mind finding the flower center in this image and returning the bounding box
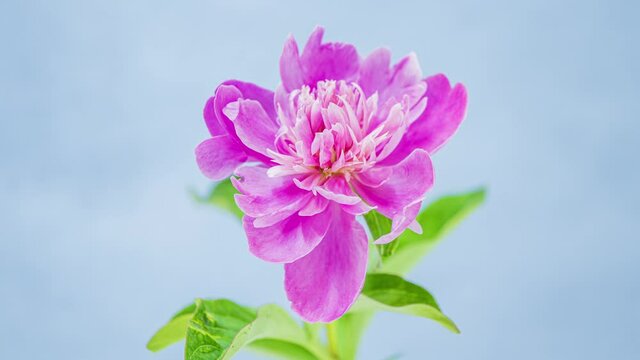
[267,80,407,182]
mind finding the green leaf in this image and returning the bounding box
[380,188,486,275]
[328,312,373,360]
[248,339,319,360]
[191,179,243,219]
[185,299,329,360]
[248,321,325,360]
[364,210,400,258]
[355,273,460,334]
[363,210,392,240]
[147,303,197,352]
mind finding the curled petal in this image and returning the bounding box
[212,83,274,164]
[232,166,309,220]
[298,195,330,216]
[285,204,368,322]
[252,194,311,228]
[353,149,434,242]
[244,207,332,263]
[213,84,243,138]
[279,26,360,89]
[279,35,305,92]
[375,200,422,244]
[226,99,279,157]
[359,50,425,109]
[381,74,468,164]
[203,96,225,136]
[340,201,375,216]
[359,48,392,97]
[381,53,425,104]
[195,135,247,181]
[212,81,277,136]
[355,166,392,187]
[315,176,361,205]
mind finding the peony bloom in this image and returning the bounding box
[196,27,467,322]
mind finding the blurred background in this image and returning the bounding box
[1,0,639,359]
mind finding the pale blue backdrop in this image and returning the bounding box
[1,0,639,359]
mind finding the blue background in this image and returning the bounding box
[2,0,639,359]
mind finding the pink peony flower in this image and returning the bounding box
[195,27,467,322]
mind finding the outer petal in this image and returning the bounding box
[300,27,360,86]
[285,204,368,322]
[381,53,425,104]
[359,50,425,105]
[203,96,225,136]
[380,74,468,164]
[243,207,332,263]
[279,35,305,92]
[279,26,360,90]
[353,149,434,242]
[232,166,308,220]
[225,99,279,157]
[221,80,276,120]
[195,135,247,180]
[211,83,275,164]
[359,48,392,97]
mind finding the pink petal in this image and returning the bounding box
[417,74,467,153]
[353,149,434,242]
[251,193,311,228]
[298,195,330,216]
[315,176,361,205]
[279,35,305,92]
[232,166,309,219]
[232,166,284,196]
[203,96,225,136]
[212,83,273,163]
[380,53,424,103]
[243,208,332,263]
[340,201,375,216]
[285,204,368,322]
[358,51,425,107]
[222,80,277,119]
[226,99,279,157]
[375,200,422,244]
[355,166,392,187]
[359,48,392,97]
[274,84,294,127]
[195,135,247,181]
[381,74,468,165]
[300,26,360,87]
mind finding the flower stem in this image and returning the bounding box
[326,322,340,359]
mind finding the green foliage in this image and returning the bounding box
[326,312,372,360]
[363,210,400,258]
[192,179,243,219]
[147,303,196,352]
[247,340,320,360]
[331,188,485,358]
[147,299,329,360]
[356,273,459,333]
[151,187,487,359]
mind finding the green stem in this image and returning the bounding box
[326,322,339,359]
